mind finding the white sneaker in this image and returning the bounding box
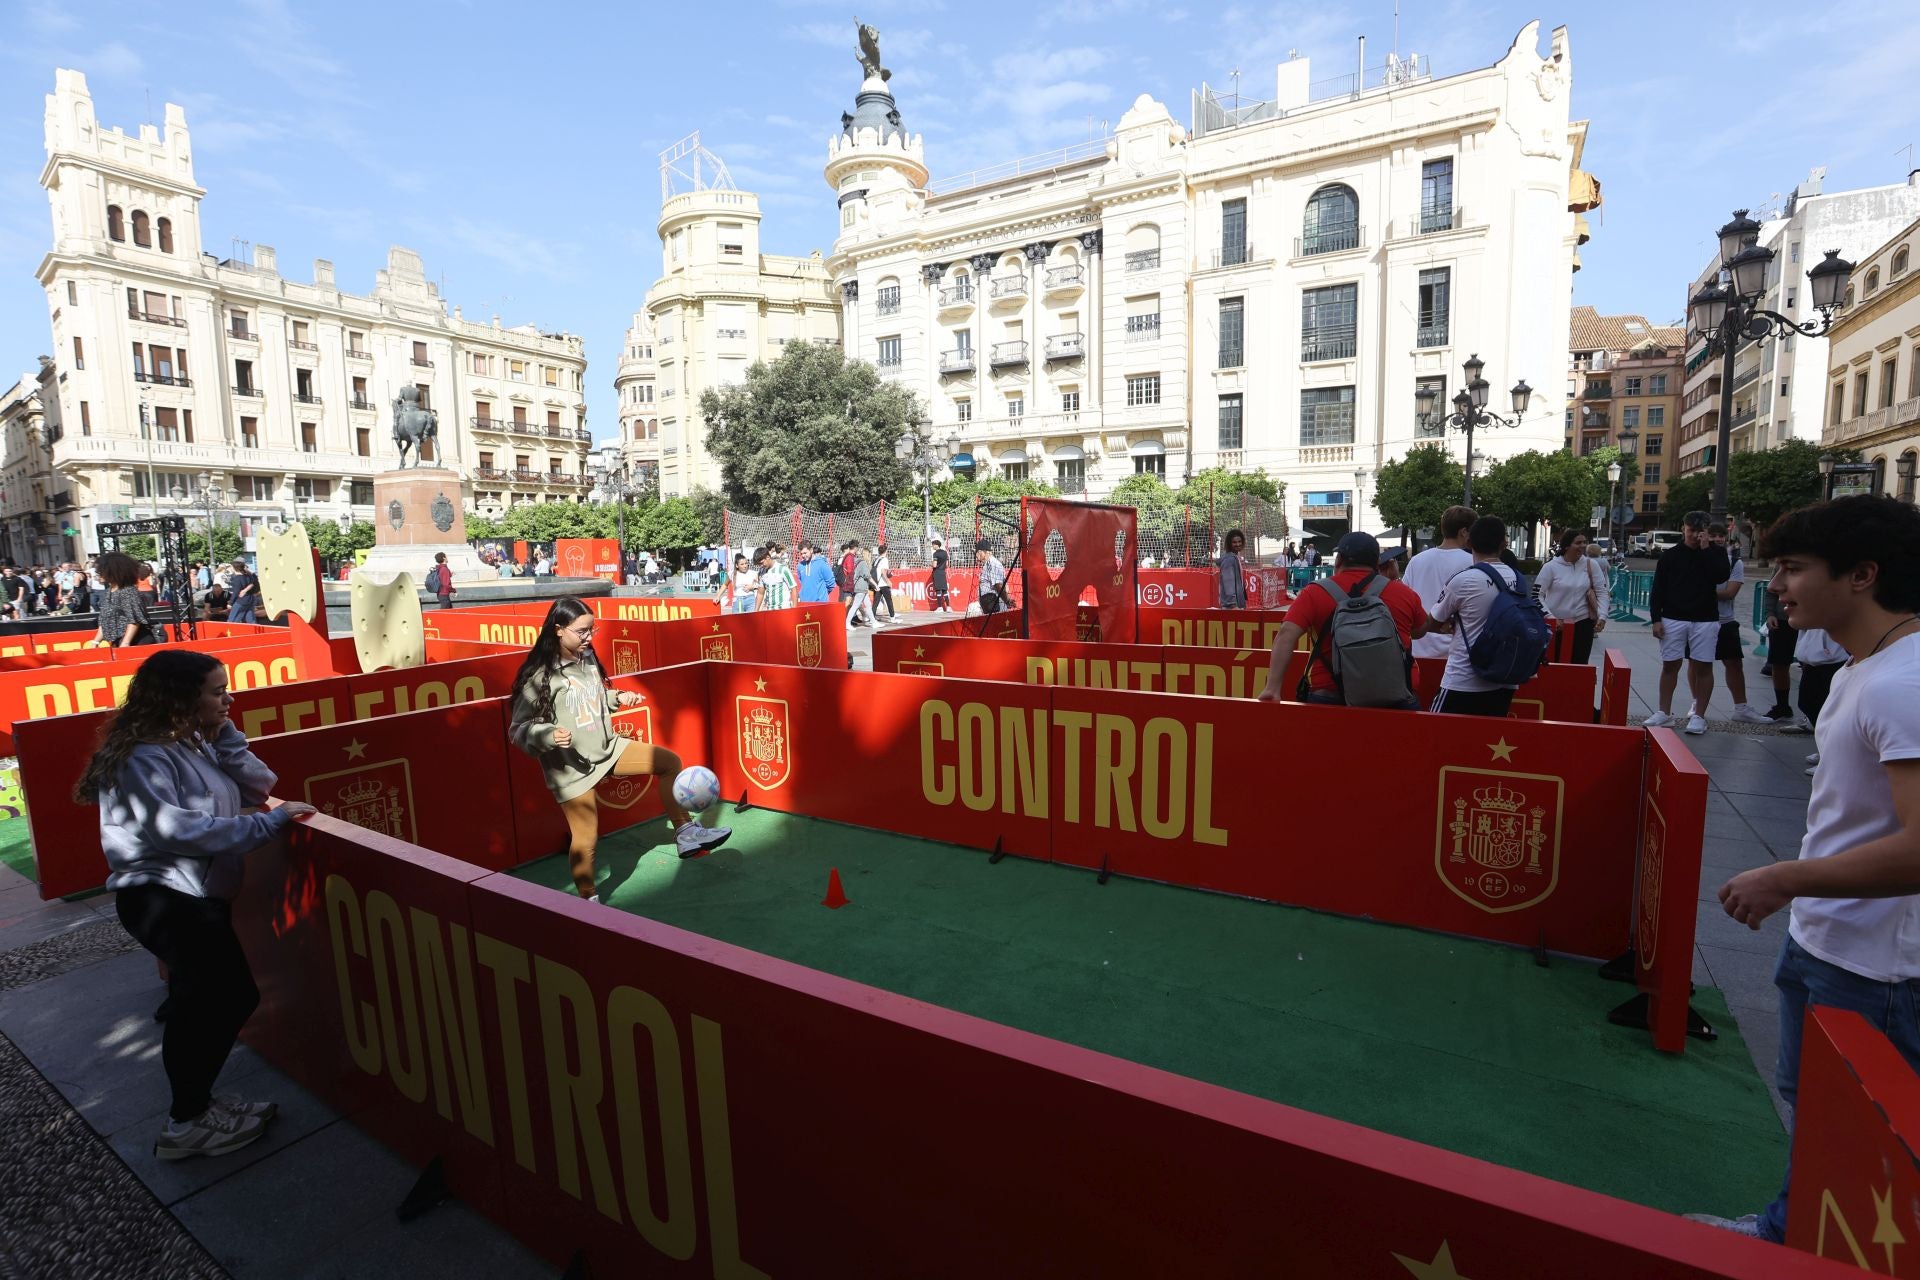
[210,1092,278,1122]
[1643,711,1676,728]
[1806,752,1820,766]
[676,822,731,859]
[1685,715,1708,735]
[1730,704,1772,724]
[1683,1212,1766,1238]
[155,1107,268,1160]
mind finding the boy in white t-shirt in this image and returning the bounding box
[1689,495,1920,1243]
[1426,515,1523,717]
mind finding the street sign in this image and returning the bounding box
[1612,505,1636,525]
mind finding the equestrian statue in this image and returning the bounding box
[390,385,439,469]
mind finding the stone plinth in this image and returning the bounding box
[352,468,492,586]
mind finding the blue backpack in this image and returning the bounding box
[1465,563,1551,685]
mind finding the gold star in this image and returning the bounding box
[803,612,813,621]
[709,622,720,633]
[1874,1183,1906,1271]
[753,677,768,691]
[344,738,367,760]
[1394,1241,1473,1280]
[914,645,926,658]
[1488,738,1515,762]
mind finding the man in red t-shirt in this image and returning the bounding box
[1257,531,1429,706]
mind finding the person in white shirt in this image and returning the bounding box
[1534,528,1609,663]
[1426,515,1522,717]
[1693,495,1920,1243]
[729,553,759,614]
[1402,505,1477,661]
[1691,522,1773,723]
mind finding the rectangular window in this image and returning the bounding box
[1622,407,1639,428]
[1643,434,1663,456]
[412,341,430,367]
[415,384,431,411]
[515,454,531,473]
[1125,374,1161,406]
[153,406,180,442]
[294,478,319,502]
[291,320,311,347]
[239,475,272,501]
[347,331,366,356]
[1218,393,1244,450]
[512,406,527,426]
[1649,374,1667,395]
[1220,197,1247,266]
[1415,377,1447,436]
[1300,386,1356,446]
[1301,284,1358,361]
[234,359,254,394]
[471,353,488,374]
[240,416,259,449]
[350,480,374,505]
[1643,463,1662,484]
[301,422,317,453]
[1056,458,1085,493]
[1647,405,1664,426]
[1832,383,1846,426]
[954,327,973,356]
[66,281,77,306]
[80,401,91,435]
[351,376,368,407]
[1641,490,1660,514]
[356,427,370,456]
[955,399,972,423]
[1125,298,1160,341]
[1007,395,1025,419]
[1780,378,1790,399]
[1061,390,1080,413]
[508,359,526,381]
[1885,359,1900,409]
[1218,297,1244,368]
[1134,452,1166,476]
[72,336,84,370]
[1002,457,1029,482]
[1420,158,1454,232]
[543,365,559,387]
[876,284,901,315]
[877,336,902,368]
[1856,371,1871,416]
[1624,376,1642,396]
[1416,269,1449,347]
[718,223,744,256]
[1911,351,1920,398]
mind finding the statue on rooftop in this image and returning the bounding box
[856,20,890,83]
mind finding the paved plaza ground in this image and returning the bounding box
[0,584,1817,1274]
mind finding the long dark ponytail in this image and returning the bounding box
[510,597,596,725]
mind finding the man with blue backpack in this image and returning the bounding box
[1425,516,1553,716]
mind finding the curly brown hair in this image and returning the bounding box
[95,550,141,590]
[74,650,222,803]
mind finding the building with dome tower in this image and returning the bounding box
[826,22,1596,538]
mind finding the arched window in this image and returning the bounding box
[1899,450,1917,503]
[1872,455,1888,495]
[1302,184,1360,255]
[1843,286,1855,310]
[1866,268,1881,295]
[157,217,173,254]
[1896,248,1911,279]
[1124,223,1160,271]
[131,210,151,247]
[106,204,124,241]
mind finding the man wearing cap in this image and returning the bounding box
[1258,532,1427,707]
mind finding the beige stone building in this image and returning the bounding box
[32,69,590,551]
[1822,213,1920,498]
[0,359,71,564]
[613,312,659,486]
[1565,306,1685,526]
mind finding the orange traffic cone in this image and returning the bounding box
[821,867,850,909]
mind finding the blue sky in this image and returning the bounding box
[3,0,1916,445]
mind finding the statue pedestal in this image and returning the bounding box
[352,468,491,586]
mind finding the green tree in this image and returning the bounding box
[632,497,703,559]
[702,343,922,514]
[1729,438,1855,527]
[1474,449,1597,532]
[916,473,1059,515]
[1372,444,1463,534]
[186,524,246,565]
[688,487,726,545]
[1176,466,1281,506]
[1105,472,1180,511]
[1661,472,1713,525]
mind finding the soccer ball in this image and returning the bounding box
[672,765,720,813]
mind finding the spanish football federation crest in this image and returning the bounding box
[612,639,644,675]
[306,759,416,844]
[897,660,945,677]
[701,631,735,662]
[1637,798,1668,968]
[795,620,823,668]
[596,705,655,809]
[1434,767,1562,913]
[735,695,791,791]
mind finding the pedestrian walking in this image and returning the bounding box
[1535,529,1609,664]
[1403,506,1476,661]
[1218,529,1248,609]
[428,551,456,610]
[872,543,895,621]
[929,538,951,610]
[225,559,261,625]
[1643,511,1729,735]
[844,540,876,627]
[1695,523,1771,724]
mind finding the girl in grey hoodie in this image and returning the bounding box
[77,650,315,1161]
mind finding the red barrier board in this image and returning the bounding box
[1020,496,1137,643]
[234,820,1828,1277]
[873,631,1270,697]
[1136,606,1292,651]
[623,605,845,675]
[1787,1007,1920,1267]
[1136,568,1216,608]
[1602,648,1631,727]
[554,537,622,584]
[1634,729,1709,1052]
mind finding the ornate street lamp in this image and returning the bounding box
[1415,354,1532,505]
[1688,211,1854,519]
[171,471,240,555]
[896,416,957,560]
[593,444,645,569]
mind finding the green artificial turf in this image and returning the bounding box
[511,806,1787,1216]
[0,816,34,883]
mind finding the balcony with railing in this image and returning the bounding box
[1416,321,1449,349]
[1299,444,1355,465]
[938,283,975,311]
[989,340,1029,369]
[293,392,322,405]
[473,466,511,483]
[1044,265,1084,293]
[1124,314,1161,342]
[989,274,1028,303]
[345,347,370,360]
[939,349,976,374]
[876,298,901,317]
[129,309,187,327]
[1301,331,1356,363]
[133,372,192,388]
[349,397,375,411]
[1828,397,1920,444]
[1417,207,1457,235]
[1045,332,1085,361]
[1296,226,1365,257]
[228,326,258,342]
[411,356,434,367]
[1730,407,1758,429]
[288,339,318,352]
[1731,366,1761,393]
[232,384,262,398]
[1210,243,1253,269]
[1582,382,1612,399]
[1124,249,1160,272]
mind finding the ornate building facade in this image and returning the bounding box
[826,22,1594,532]
[1822,213,1920,499]
[32,69,589,552]
[613,312,659,485]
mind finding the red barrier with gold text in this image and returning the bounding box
[1635,728,1710,1052]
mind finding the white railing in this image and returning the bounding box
[990,274,1028,300]
[1045,266,1083,290]
[1299,444,1354,465]
[1045,332,1085,360]
[927,136,1110,196]
[53,434,379,476]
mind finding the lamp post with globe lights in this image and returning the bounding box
[169,471,241,557]
[896,415,956,561]
[1414,352,1533,506]
[1688,211,1853,519]
[593,444,648,572]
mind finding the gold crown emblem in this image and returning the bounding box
[746,704,779,729]
[336,776,385,805]
[1472,781,1525,812]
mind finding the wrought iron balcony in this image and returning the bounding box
[473,466,511,482]
[134,372,192,387]
[1124,249,1160,272]
[1416,322,1450,349]
[232,385,262,398]
[344,347,371,360]
[989,340,1029,368]
[938,283,975,308]
[1212,243,1252,269]
[877,298,901,316]
[293,392,322,405]
[472,416,506,431]
[288,339,319,351]
[989,274,1028,300]
[1582,383,1613,399]
[1296,226,1364,257]
[1418,208,1456,235]
[350,397,375,410]
[411,356,434,367]
[1044,265,1083,291]
[1124,315,1161,341]
[1301,335,1356,362]
[228,327,258,341]
[1044,332,1085,361]
[939,349,976,374]
[128,309,187,327]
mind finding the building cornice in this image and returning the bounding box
[1186,110,1499,188]
[40,150,205,201]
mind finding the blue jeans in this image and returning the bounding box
[1760,934,1920,1240]
[228,596,257,624]
[732,596,755,614]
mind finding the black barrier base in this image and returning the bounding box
[1533,930,1550,969]
[560,1247,590,1279]
[1606,991,1719,1043]
[734,790,754,813]
[396,1155,450,1222]
[988,836,1006,865]
[1097,853,1111,886]
[1597,949,1636,984]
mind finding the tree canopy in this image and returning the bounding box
[1473,449,1597,531]
[1177,466,1281,506]
[1657,440,1859,530]
[702,342,924,515]
[1371,444,1463,533]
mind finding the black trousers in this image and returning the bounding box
[1567,616,1597,665]
[116,883,260,1122]
[1430,687,1516,717]
[1800,660,1843,731]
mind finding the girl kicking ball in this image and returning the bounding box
[509,597,729,900]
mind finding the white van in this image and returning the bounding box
[1646,530,1684,555]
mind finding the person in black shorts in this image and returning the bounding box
[1762,579,1797,720]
